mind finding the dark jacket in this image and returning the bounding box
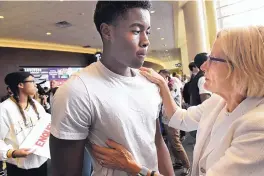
[189,71,204,106]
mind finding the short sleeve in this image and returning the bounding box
[50,75,92,140]
[198,76,211,94]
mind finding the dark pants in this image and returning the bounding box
[6,162,47,176]
[0,161,6,176]
[164,125,191,169]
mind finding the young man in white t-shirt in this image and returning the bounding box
[50,1,174,176]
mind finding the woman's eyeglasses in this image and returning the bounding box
[207,55,234,70]
[207,55,227,63]
[23,80,35,84]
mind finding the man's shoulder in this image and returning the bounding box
[73,61,99,77]
[64,62,100,86]
[54,62,103,100]
[137,73,159,90]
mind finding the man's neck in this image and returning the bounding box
[100,54,133,77]
[193,70,199,76]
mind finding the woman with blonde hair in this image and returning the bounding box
[91,26,264,176]
[0,72,48,176]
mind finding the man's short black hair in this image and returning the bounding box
[94,1,152,34]
[159,69,170,75]
[194,52,208,69]
[172,72,176,77]
[188,62,197,72]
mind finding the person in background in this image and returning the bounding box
[50,1,174,176]
[181,74,188,84]
[159,70,191,175]
[172,72,187,143]
[188,53,211,140]
[182,62,197,106]
[0,162,6,176]
[33,93,50,113]
[47,80,59,105]
[172,72,183,91]
[0,72,49,176]
[43,87,49,94]
[82,148,93,176]
[190,53,211,105]
[0,87,13,103]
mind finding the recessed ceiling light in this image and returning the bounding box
[46,32,51,35]
[150,11,155,14]
[157,28,161,30]
[165,50,168,52]
[0,16,4,19]
[161,38,165,40]
[79,13,85,15]
[163,44,167,47]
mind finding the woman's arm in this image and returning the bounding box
[0,140,13,161]
[0,106,37,160]
[0,106,14,161]
[91,140,164,176]
[140,67,206,131]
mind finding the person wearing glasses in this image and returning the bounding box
[91,26,264,176]
[0,72,48,176]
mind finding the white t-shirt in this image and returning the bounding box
[198,76,211,95]
[51,61,162,176]
[0,98,48,169]
[171,77,183,106]
[171,77,183,90]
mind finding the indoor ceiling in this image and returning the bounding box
[0,1,180,62]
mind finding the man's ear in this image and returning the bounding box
[18,83,24,89]
[100,23,114,42]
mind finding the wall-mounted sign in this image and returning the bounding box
[175,63,182,67]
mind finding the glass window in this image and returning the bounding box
[215,0,264,29]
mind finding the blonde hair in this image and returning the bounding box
[218,26,264,97]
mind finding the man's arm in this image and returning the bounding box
[49,76,92,176]
[155,119,174,176]
[50,134,86,176]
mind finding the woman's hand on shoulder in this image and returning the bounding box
[139,67,167,87]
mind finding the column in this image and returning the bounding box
[182,0,209,61]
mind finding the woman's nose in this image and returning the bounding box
[201,60,208,72]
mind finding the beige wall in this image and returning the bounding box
[183,1,208,61]
[173,2,189,76]
[205,1,218,49]
[172,0,217,76]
